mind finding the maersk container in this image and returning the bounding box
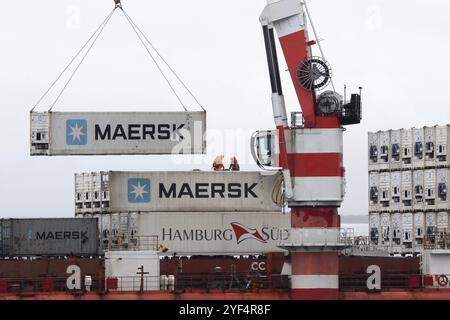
[413,170,425,211]
[91,211,290,255]
[379,172,390,210]
[424,126,436,167]
[412,128,425,168]
[401,171,413,211]
[30,111,206,156]
[390,129,402,170]
[390,171,401,211]
[436,168,449,210]
[424,169,436,211]
[436,125,450,166]
[0,218,98,257]
[401,128,413,169]
[378,131,390,170]
[75,171,282,214]
[368,172,379,212]
[368,132,379,171]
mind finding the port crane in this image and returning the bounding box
[252,0,361,300]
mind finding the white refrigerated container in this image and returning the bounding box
[424,169,437,211]
[368,172,379,212]
[390,129,402,170]
[401,171,413,211]
[412,127,425,168]
[413,170,425,211]
[436,125,450,166]
[379,172,391,210]
[436,168,449,210]
[424,126,436,167]
[401,128,413,169]
[378,131,390,170]
[390,171,401,211]
[368,132,379,171]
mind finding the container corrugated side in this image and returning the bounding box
[91,211,290,255]
[30,111,206,156]
[1,218,99,257]
[75,171,283,214]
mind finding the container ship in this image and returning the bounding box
[2,0,450,301]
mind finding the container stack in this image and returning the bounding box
[368,126,450,255]
[75,171,289,255]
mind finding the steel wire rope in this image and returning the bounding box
[30,8,116,112]
[48,7,117,111]
[120,7,206,112]
[118,7,187,112]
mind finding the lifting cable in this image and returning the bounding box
[31,2,205,113]
[30,7,116,112]
[120,7,205,112]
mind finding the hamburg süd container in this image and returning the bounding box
[368,172,379,212]
[412,127,425,168]
[378,131,390,170]
[390,171,401,211]
[390,129,402,170]
[0,218,99,257]
[436,125,450,166]
[91,211,290,255]
[368,132,379,171]
[401,128,413,169]
[424,126,436,167]
[30,111,206,156]
[75,171,282,214]
[401,171,413,211]
[413,170,425,211]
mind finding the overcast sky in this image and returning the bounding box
[1,0,449,218]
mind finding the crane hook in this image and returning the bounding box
[114,0,122,8]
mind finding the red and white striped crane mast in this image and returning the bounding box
[257,0,362,300]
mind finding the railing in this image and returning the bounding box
[340,274,414,291]
[281,228,356,247]
[102,235,159,252]
[172,274,290,291]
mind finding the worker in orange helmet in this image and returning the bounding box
[229,156,240,171]
[213,155,225,171]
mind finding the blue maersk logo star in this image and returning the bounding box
[128,179,151,203]
[66,119,87,145]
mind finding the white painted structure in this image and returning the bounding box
[105,251,160,291]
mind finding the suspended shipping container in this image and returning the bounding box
[30,111,206,156]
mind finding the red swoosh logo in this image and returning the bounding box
[231,222,267,244]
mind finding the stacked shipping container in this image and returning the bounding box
[368,126,450,255]
[75,171,287,255]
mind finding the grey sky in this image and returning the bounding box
[1,0,449,218]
